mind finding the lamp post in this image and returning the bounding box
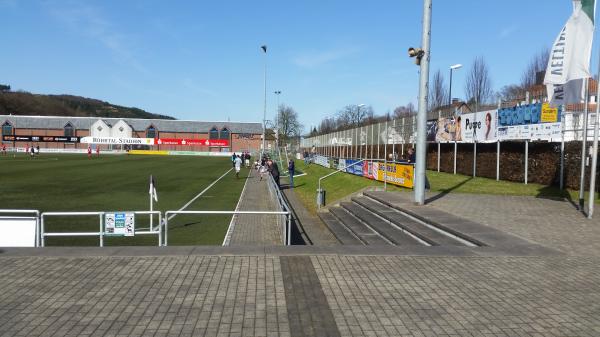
[448,64,462,106]
[261,45,267,157]
[357,104,365,159]
[412,0,432,206]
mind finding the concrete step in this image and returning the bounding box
[340,202,421,246]
[329,207,390,246]
[352,196,464,246]
[317,212,363,245]
[364,191,486,247]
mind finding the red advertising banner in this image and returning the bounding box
[155,138,229,146]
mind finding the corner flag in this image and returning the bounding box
[149,175,158,202]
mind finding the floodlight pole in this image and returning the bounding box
[261,46,267,157]
[414,0,432,206]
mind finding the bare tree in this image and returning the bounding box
[521,47,550,89]
[337,104,372,128]
[464,56,493,107]
[393,103,415,118]
[428,69,447,111]
[274,105,303,144]
[499,84,525,101]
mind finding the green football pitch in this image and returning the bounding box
[0,153,248,246]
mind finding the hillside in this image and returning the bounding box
[0,91,175,120]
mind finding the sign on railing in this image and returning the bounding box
[41,211,162,247]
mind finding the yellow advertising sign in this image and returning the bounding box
[375,163,414,189]
[541,103,559,123]
[128,150,169,156]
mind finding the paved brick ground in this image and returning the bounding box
[0,256,290,337]
[2,193,600,336]
[414,192,600,256]
[313,255,600,337]
[228,169,283,246]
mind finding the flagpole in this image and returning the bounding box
[150,176,154,230]
[579,78,590,209]
[588,60,600,218]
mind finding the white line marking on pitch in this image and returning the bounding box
[222,168,251,246]
[157,168,233,230]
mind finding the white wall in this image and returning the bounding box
[90,120,111,138]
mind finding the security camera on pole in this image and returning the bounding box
[409,0,432,206]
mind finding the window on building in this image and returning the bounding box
[209,127,219,140]
[219,127,230,140]
[64,122,74,137]
[2,121,12,136]
[146,125,157,139]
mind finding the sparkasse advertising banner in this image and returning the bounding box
[156,138,229,146]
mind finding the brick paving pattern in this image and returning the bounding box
[0,256,290,337]
[2,193,600,336]
[229,169,283,246]
[313,255,600,337]
[280,256,340,337]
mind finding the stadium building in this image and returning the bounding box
[0,115,268,153]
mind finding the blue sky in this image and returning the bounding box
[0,1,595,130]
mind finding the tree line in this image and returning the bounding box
[309,47,550,137]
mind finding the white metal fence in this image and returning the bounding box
[40,211,162,247]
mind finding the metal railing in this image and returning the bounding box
[0,209,40,247]
[40,211,162,247]
[317,159,365,208]
[266,172,293,244]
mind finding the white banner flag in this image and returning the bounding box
[545,0,595,106]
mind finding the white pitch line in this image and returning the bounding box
[222,168,251,246]
[158,168,234,230]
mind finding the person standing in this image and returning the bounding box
[407,148,416,164]
[96,146,100,157]
[268,159,280,188]
[231,152,237,168]
[288,159,295,189]
[87,146,92,159]
[234,155,243,179]
[407,147,429,189]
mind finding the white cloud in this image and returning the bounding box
[292,47,360,68]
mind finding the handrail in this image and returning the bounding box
[318,159,366,207]
[266,173,293,244]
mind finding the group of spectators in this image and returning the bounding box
[231,152,252,178]
[232,151,296,189]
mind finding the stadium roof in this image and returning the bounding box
[0,115,263,134]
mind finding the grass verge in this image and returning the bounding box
[291,159,598,215]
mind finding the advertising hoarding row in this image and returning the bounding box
[314,155,330,168]
[81,137,230,146]
[3,135,80,143]
[336,159,414,189]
